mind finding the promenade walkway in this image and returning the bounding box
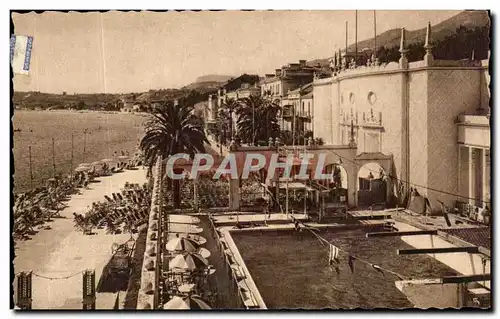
[13,168,148,309]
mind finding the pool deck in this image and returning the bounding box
[211,212,307,226]
[13,168,148,309]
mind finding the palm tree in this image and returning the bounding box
[237,95,281,145]
[221,98,240,141]
[140,101,208,208]
[216,107,231,146]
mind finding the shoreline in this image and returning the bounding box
[13,111,146,193]
[14,108,150,117]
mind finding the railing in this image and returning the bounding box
[455,201,490,225]
[137,157,163,309]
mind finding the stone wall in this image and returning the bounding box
[425,69,481,206]
[313,59,487,208]
[312,78,333,144]
[408,70,429,195]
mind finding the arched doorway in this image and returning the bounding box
[323,164,349,204]
[357,162,387,207]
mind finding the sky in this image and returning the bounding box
[12,10,461,94]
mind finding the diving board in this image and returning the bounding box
[366,230,438,238]
[397,246,479,255]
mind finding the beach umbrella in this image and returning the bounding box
[165,237,200,252]
[197,247,211,259]
[177,283,196,294]
[92,161,103,167]
[169,252,208,271]
[75,166,91,172]
[78,163,92,167]
[163,295,211,310]
[100,158,114,163]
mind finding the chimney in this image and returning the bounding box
[299,60,306,67]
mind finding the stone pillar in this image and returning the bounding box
[423,22,434,66]
[228,177,240,210]
[457,145,462,196]
[348,163,357,208]
[193,179,199,212]
[400,27,410,200]
[208,94,213,121]
[468,147,475,206]
[482,149,490,207]
[399,28,409,69]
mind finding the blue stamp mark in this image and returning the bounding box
[10,35,16,64]
[23,36,33,72]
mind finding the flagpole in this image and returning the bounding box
[355,10,358,62]
[374,10,377,57]
[345,21,348,56]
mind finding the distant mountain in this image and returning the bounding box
[195,74,235,83]
[182,81,221,92]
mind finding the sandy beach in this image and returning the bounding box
[13,168,148,309]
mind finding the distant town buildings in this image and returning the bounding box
[206,74,260,134]
[259,60,323,137]
[260,60,317,100]
[281,82,313,139]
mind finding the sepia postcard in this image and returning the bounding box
[11,9,491,310]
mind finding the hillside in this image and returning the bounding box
[308,10,490,66]
[349,10,489,53]
[195,74,234,83]
[181,81,221,92]
[14,84,217,112]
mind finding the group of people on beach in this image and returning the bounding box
[13,151,144,242]
[73,182,151,236]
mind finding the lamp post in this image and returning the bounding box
[275,137,280,213]
[285,161,289,217]
[218,121,223,155]
[252,102,255,146]
[304,137,309,218]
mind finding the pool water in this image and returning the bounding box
[232,227,458,309]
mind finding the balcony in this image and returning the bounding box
[457,115,490,148]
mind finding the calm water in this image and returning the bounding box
[233,227,458,309]
[13,110,146,192]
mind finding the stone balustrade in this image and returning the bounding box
[137,156,163,309]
